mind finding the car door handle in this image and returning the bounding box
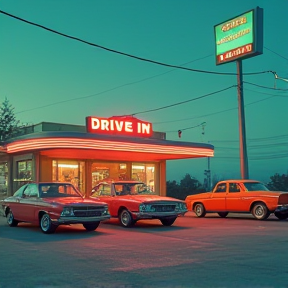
[241,197,249,200]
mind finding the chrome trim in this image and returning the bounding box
[51,214,111,224]
[275,205,288,213]
[132,211,187,219]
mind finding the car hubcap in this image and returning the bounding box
[7,212,13,224]
[122,212,129,226]
[41,215,49,231]
[255,205,264,216]
[196,206,202,215]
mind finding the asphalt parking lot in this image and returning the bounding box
[0,211,288,288]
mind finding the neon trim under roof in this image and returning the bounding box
[6,137,214,157]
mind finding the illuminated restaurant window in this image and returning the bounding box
[91,162,128,187]
[13,159,33,191]
[132,163,155,192]
[52,160,85,192]
[17,160,32,181]
[0,162,8,197]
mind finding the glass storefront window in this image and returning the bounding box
[52,160,85,193]
[13,159,33,192]
[132,163,155,192]
[91,162,127,187]
[17,160,32,180]
[90,162,156,193]
[0,162,8,197]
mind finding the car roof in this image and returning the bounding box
[99,180,144,184]
[33,182,74,185]
[217,179,262,184]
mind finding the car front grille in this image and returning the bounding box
[72,206,104,217]
[152,205,175,212]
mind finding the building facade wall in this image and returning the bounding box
[1,151,164,197]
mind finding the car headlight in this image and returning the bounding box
[61,207,74,216]
[139,204,145,212]
[102,206,110,215]
[180,203,187,210]
[175,202,187,211]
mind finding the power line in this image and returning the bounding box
[215,142,288,150]
[153,88,286,126]
[15,54,213,115]
[154,106,237,125]
[264,46,288,61]
[215,153,288,160]
[250,154,288,160]
[165,122,205,133]
[0,9,271,76]
[210,134,288,143]
[244,88,288,98]
[131,85,236,116]
[244,81,288,91]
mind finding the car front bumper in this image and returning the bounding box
[131,210,187,220]
[51,214,111,225]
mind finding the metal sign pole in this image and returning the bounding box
[236,60,249,179]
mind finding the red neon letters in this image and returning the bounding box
[86,116,153,137]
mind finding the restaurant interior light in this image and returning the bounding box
[58,164,79,168]
[132,165,145,170]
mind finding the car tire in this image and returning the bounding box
[83,222,100,231]
[194,203,206,217]
[7,210,19,227]
[251,202,270,220]
[218,212,229,218]
[119,209,135,227]
[274,213,288,220]
[40,213,57,234]
[160,217,177,226]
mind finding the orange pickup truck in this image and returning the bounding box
[185,179,288,220]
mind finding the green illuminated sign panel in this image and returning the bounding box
[214,7,263,65]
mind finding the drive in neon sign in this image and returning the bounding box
[86,116,153,137]
[214,6,263,65]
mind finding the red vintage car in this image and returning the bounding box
[1,182,111,233]
[185,179,288,220]
[90,180,187,227]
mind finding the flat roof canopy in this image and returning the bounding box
[5,131,214,161]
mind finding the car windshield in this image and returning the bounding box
[114,183,155,196]
[243,182,270,192]
[39,183,83,198]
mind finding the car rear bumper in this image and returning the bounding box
[275,205,288,214]
[51,215,111,225]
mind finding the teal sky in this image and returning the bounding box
[0,0,287,184]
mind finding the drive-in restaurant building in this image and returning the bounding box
[0,116,214,198]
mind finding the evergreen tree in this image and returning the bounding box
[166,180,180,198]
[0,98,20,141]
[267,173,288,191]
[167,174,205,200]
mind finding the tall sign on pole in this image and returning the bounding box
[214,7,263,179]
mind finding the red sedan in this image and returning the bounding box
[1,182,111,233]
[90,180,187,227]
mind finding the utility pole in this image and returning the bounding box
[237,60,249,179]
[204,157,211,191]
